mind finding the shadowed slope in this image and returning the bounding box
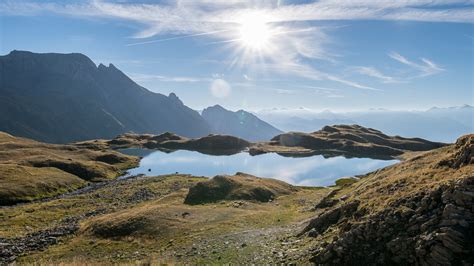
[0,50,210,143]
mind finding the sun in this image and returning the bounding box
[238,13,272,50]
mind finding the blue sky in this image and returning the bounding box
[1,0,473,111]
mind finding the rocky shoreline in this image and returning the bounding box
[78,124,447,160]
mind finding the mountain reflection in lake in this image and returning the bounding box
[119,149,398,186]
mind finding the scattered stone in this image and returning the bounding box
[127,187,156,203]
[308,176,474,265]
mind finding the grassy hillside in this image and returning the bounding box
[0,132,138,204]
[0,132,471,264]
[0,174,330,264]
[299,134,473,264]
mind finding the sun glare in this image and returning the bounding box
[238,13,272,50]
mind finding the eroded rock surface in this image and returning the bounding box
[300,134,474,265]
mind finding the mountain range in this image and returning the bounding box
[1,50,470,144]
[0,51,279,143]
[202,105,282,141]
[257,105,473,143]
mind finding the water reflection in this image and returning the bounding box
[119,149,398,186]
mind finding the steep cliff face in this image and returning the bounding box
[0,50,211,143]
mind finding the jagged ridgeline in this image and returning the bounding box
[0,51,211,143]
[0,51,285,144]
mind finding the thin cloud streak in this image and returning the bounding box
[126,30,232,46]
[130,73,211,83]
[353,53,445,84]
[1,0,461,91]
[2,1,472,37]
[352,66,398,83]
[389,52,445,77]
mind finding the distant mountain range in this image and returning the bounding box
[0,51,280,143]
[258,105,473,143]
[1,50,470,144]
[202,105,282,142]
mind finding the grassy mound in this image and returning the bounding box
[184,173,298,205]
[0,164,86,205]
[334,177,358,187]
[82,204,190,239]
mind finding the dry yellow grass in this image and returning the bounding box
[184,173,298,204]
[335,143,473,212]
[8,174,330,264]
[0,132,138,204]
[0,164,86,204]
[300,134,473,264]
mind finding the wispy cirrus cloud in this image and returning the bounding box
[353,52,445,83]
[267,0,473,24]
[129,73,211,83]
[352,66,398,83]
[2,0,472,36]
[276,89,296,95]
[389,52,445,77]
[1,0,465,91]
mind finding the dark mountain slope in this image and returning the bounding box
[0,50,210,143]
[202,105,282,141]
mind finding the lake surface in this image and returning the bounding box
[119,149,398,186]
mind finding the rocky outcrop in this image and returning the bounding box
[98,132,251,155]
[438,134,473,168]
[305,177,473,265]
[184,173,298,205]
[103,132,187,149]
[160,134,251,154]
[261,125,446,159]
[302,201,360,236]
[82,125,446,159]
[300,134,474,265]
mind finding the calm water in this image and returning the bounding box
[119,149,398,186]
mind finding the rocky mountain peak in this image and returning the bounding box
[168,92,183,105]
[203,104,227,113]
